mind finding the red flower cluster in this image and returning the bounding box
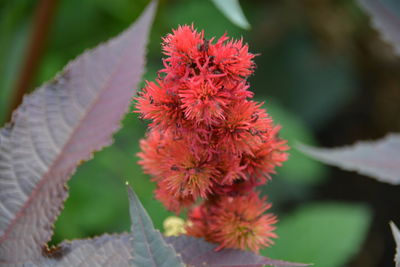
[135,25,288,252]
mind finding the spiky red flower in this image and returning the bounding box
[155,185,195,213]
[135,80,185,130]
[216,101,273,155]
[135,25,288,252]
[179,78,229,125]
[139,130,218,207]
[241,126,289,182]
[186,193,277,252]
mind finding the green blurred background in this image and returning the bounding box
[2,0,400,266]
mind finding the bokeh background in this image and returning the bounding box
[1,0,400,266]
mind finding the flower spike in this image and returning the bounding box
[135,25,288,252]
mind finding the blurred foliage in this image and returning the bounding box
[0,0,32,124]
[256,36,357,128]
[210,0,250,30]
[4,0,400,265]
[264,100,327,185]
[262,203,371,267]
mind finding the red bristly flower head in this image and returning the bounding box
[135,25,288,252]
[179,78,229,125]
[186,192,277,252]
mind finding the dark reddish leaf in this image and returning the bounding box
[128,186,184,267]
[0,2,156,264]
[297,134,400,184]
[357,0,400,55]
[36,234,133,267]
[165,235,311,267]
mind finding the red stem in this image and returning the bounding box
[6,0,58,122]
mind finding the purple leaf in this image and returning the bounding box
[165,235,311,267]
[29,231,310,266]
[127,186,184,267]
[357,0,400,55]
[36,234,133,267]
[297,134,400,184]
[0,1,156,264]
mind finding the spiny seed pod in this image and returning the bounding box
[135,25,288,252]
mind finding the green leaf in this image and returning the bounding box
[166,0,243,41]
[262,203,371,267]
[210,0,250,30]
[127,186,185,267]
